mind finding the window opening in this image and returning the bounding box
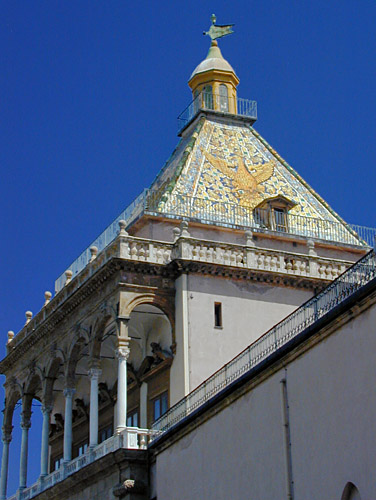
[193,90,199,113]
[99,424,113,443]
[153,391,168,422]
[219,84,229,112]
[273,207,288,232]
[202,85,213,110]
[127,408,139,428]
[54,456,63,471]
[214,302,223,328]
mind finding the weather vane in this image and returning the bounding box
[203,14,234,41]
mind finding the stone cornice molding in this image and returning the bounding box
[0,234,355,374]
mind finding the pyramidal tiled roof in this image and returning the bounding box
[147,115,357,238]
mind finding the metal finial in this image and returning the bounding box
[203,14,234,41]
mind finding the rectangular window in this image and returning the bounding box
[127,408,139,428]
[99,424,113,443]
[153,391,168,422]
[54,456,63,471]
[214,302,222,328]
[78,443,88,456]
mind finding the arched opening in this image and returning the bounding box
[202,85,213,110]
[46,356,66,473]
[128,303,173,427]
[219,84,229,112]
[341,482,361,500]
[5,376,43,497]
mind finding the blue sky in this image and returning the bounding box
[1,0,376,494]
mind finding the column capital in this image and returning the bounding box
[63,388,76,398]
[115,345,130,361]
[88,368,102,380]
[41,404,53,415]
[20,411,31,430]
[1,427,12,444]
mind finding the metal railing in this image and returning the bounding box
[151,249,376,437]
[9,427,153,500]
[177,91,257,133]
[54,189,148,292]
[146,193,371,246]
[54,189,375,293]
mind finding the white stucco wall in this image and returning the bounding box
[154,301,376,500]
[186,274,312,390]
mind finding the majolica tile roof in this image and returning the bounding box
[148,116,351,227]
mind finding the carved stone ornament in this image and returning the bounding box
[116,346,130,360]
[112,479,145,497]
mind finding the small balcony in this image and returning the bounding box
[177,91,257,134]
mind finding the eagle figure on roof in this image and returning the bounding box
[202,149,275,209]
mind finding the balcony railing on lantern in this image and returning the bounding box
[151,249,376,438]
[177,91,258,133]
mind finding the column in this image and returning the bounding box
[0,427,12,500]
[88,367,102,447]
[115,344,130,434]
[19,411,31,490]
[40,405,52,477]
[63,388,75,462]
[140,382,148,429]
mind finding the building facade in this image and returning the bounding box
[1,24,374,500]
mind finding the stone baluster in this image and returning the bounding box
[88,366,102,447]
[64,270,73,286]
[118,220,130,259]
[89,246,98,262]
[44,291,52,307]
[0,426,12,500]
[19,410,31,490]
[25,311,33,326]
[40,405,52,477]
[245,230,256,268]
[63,388,76,462]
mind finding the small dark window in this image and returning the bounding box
[127,409,139,428]
[214,302,222,328]
[99,424,113,442]
[54,456,63,471]
[153,392,168,422]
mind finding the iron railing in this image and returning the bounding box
[54,190,148,292]
[146,193,371,246]
[54,189,375,293]
[177,91,257,133]
[151,249,376,437]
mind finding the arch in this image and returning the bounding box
[123,294,175,345]
[3,382,23,431]
[23,371,43,411]
[219,84,229,112]
[66,334,89,387]
[44,354,65,405]
[202,85,213,109]
[90,312,115,360]
[341,482,361,500]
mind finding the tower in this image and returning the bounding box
[0,16,373,500]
